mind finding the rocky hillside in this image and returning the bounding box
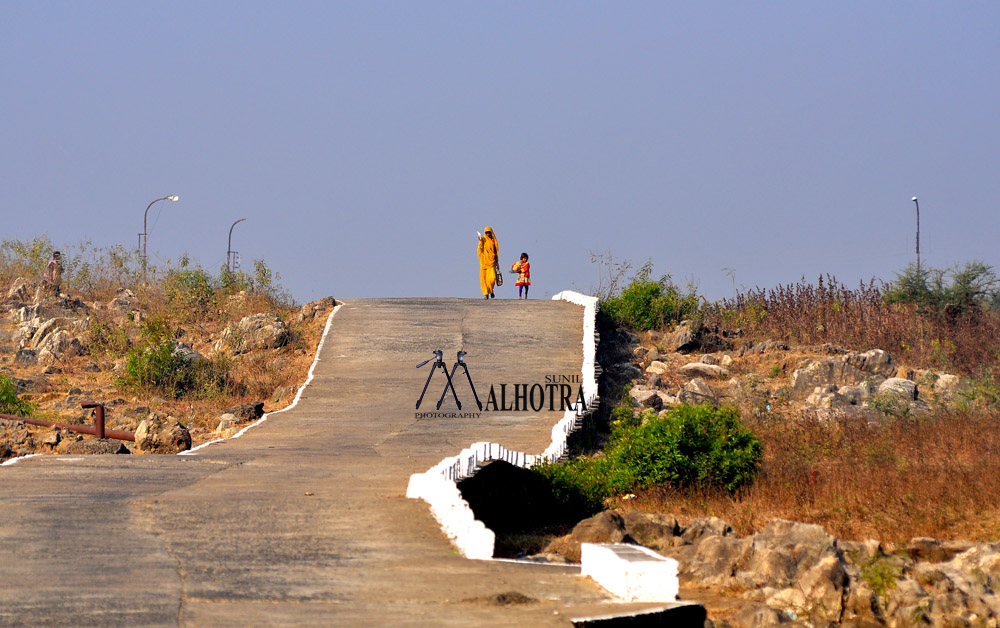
[535,320,997,626]
[0,277,334,460]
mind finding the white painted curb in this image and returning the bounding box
[581,543,679,602]
[405,291,600,560]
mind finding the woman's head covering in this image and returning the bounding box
[484,226,497,245]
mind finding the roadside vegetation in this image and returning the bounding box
[0,235,329,453]
[533,254,1000,545]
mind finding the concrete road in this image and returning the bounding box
[0,298,702,627]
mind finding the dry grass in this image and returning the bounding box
[705,275,1000,379]
[619,405,1000,545]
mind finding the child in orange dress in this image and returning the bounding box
[511,253,530,299]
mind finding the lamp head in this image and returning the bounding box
[167,195,179,202]
[912,197,918,202]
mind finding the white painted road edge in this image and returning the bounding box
[405,291,599,560]
[183,303,344,455]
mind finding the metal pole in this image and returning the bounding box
[911,197,920,275]
[142,195,179,282]
[227,218,246,272]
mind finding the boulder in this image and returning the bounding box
[5,277,34,303]
[677,362,729,380]
[172,341,205,364]
[933,373,972,400]
[541,511,634,563]
[621,511,679,551]
[878,377,918,400]
[628,386,662,410]
[222,402,265,423]
[295,296,336,323]
[678,378,716,406]
[134,414,192,454]
[214,313,290,354]
[63,439,131,455]
[668,320,702,353]
[845,349,897,378]
[645,361,670,376]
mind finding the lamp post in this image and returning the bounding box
[140,195,179,281]
[911,196,920,275]
[227,218,246,273]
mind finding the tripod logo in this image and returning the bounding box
[415,350,483,411]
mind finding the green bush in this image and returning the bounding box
[534,403,762,508]
[115,318,231,399]
[886,261,1000,317]
[0,374,34,417]
[600,273,701,330]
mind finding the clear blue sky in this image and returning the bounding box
[3,2,998,303]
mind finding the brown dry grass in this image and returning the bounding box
[705,275,1000,379]
[620,407,1000,544]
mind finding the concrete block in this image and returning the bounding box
[581,543,679,602]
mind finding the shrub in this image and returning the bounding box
[600,266,701,330]
[115,318,231,399]
[164,257,216,321]
[534,403,762,507]
[605,404,762,493]
[0,374,34,417]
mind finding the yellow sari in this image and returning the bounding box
[477,226,499,296]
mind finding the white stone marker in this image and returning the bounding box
[581,543,679,602]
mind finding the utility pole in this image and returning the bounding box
[911,196,920,275]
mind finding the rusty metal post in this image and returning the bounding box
[82,402,105,439]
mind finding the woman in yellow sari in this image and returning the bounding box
[477,226,499,299]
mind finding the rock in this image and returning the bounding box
[222,402,265,423]
[668,320,702,353]
[678,377,716,406]
[270,385,297,403]
[628,386,662,410]
[680,517,734,544]
[541,511,634,563]
[6,277,34,303]
[14,349,37,365]
[677,362,729,380]
[740,520,838,587]
[933,373,972,400]
[134,414,191,454]
[645,373,663,388]
[80,362,100,372]
[63,439,131,455]
[612,362,642,381]
[295,296,336,323]
[740,340,790,356]
[42,429,61,446]
[645,347,660,362]
[878,377,918,400]
[172,341,205,363]
[621,511,679,551]
[214,313,290,354]
[720,355,734,367]
[797,555,848,622]
[214,413,240,437]
[700,354,719,365]
[845,349,897,378]
[905,537,975,563]
[109,288,137,309]
[645,361,670,376]
[682,534,751,587]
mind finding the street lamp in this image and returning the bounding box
[139,195,179,281]
[911,196,920,274]
[227,218,246,273]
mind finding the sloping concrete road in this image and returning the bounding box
[0,298,703,626]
